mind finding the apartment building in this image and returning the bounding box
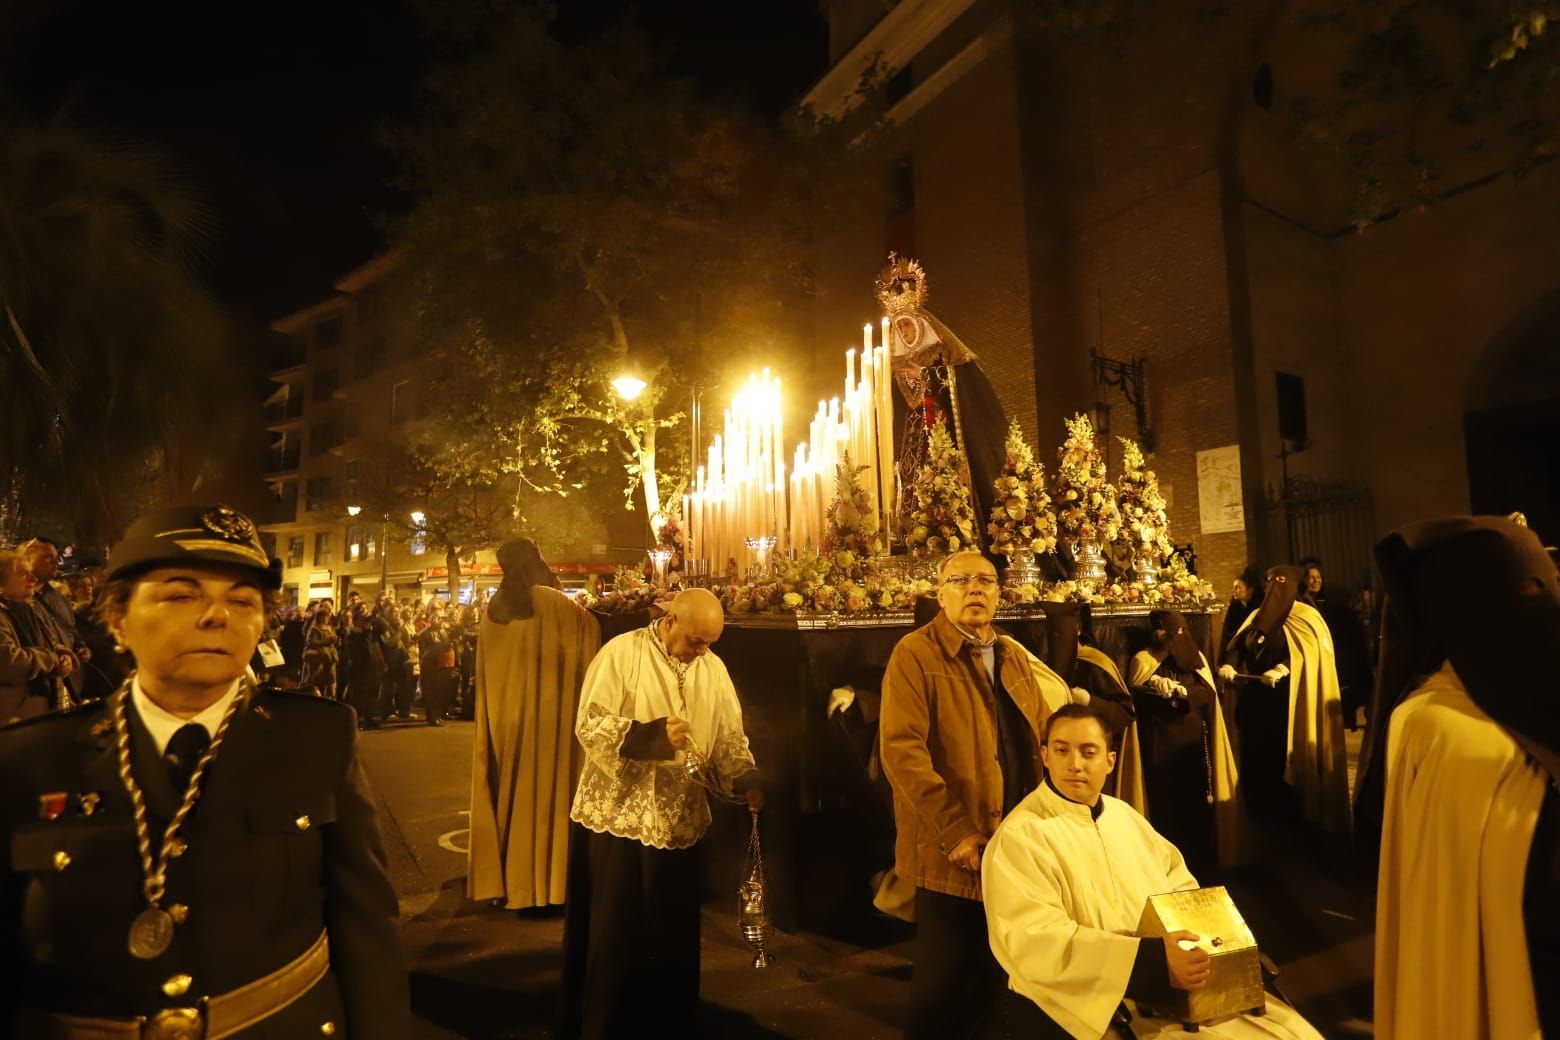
[259,253,458,606]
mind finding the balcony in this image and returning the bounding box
[269,345,307,377]
[265,446,301,478]
[265,397,305,428]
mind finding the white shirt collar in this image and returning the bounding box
[131,675,244,755]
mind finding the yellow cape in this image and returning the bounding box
[1075,644,1150,819]
[1374,664,1544,1039]
[1233,600,1351,834]
[467,586,601,908]
[1127,649,1249,868]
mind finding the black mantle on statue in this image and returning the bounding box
[699,606,1218,936]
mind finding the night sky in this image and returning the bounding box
[3,1,828,323]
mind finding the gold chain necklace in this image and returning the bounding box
[113,682,245,960]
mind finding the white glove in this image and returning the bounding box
[827,685,856,718]
[1146,676,1186,699]
[1070,687,1091,705]
[1217,664,1236,683]
[1259,664,1289,688]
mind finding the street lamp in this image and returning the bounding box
[612,374,647,400]
[410,510,425,525]
[346,505,362,517]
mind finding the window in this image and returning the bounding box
[286,536,305,569]
[409,528,427,556]
[314,531,332,566]
[316,315,343,349]
[313,367,340,402]
[271,483,298,517]
[390,380,412,425]
[308,422,342,457]
[346,522,380,562]
[355,338,383,380]
[305,477,334,512]
[344,404,361,440]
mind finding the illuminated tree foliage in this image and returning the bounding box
[383,3,852,540]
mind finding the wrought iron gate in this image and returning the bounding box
[1262,477,1377,592]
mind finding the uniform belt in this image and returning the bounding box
[43,930,331,1040]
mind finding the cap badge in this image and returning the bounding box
[201,506,257,544]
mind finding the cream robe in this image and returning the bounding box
[1374,662,1545,1040]
[1231,600,1350,834]
[468,586,600,908]
[983,781,1322,1040]
[570,625,755,849]
[1127,649,1248,868]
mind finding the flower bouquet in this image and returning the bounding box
[1052,414,1120,583]
[987,420,1059,560]
[823,454,881,582]
[1113,437,1174,579]
[903,422,978,555]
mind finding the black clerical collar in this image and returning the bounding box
[1045,774,1104,820]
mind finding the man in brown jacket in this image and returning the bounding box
[881,550,1071,1040]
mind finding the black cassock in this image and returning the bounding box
[1223,622,1301,828]
[1130,657,1220,878]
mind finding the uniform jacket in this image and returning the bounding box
[879,612,1064,901]
[0,683,412,1039]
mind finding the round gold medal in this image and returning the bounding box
[128,906,175,959]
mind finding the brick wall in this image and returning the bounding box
[1330,161,1560,534]
[911,42,1039,447]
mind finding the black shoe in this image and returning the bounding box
[427,718,444,727]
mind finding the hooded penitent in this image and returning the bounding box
[1228,564,1350,835]
[468,537,598,908]
[1149,608,1204,676]
[1039,600,1146,814]
[1228,564,1301,662]
[1355,516,1560,857]
[1134,609,1247,868]
[489,538,563,623]
[1361,515,1559,1040]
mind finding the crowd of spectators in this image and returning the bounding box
[271,589,488,728]
[1,531,488,730]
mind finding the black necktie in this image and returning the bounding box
[165,723,210,793]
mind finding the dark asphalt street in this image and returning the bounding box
[359,721,1375,1039]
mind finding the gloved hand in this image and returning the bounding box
[1259,664,1289,688]
[1217,664,1236,683]
[1147,676,1187,699]
[827,685,856,718]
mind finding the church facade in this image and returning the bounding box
[804,0,1560,595]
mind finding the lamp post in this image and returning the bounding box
[613,368,708,544]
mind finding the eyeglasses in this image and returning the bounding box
[942,574,998,589]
